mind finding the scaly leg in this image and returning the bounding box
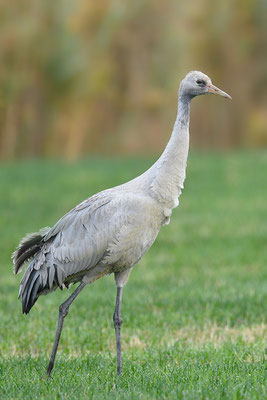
[41,282,86,379]
[113,286,123,377]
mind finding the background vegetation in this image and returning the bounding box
[0,0,267,160]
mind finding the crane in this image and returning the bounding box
[12,71,231,379]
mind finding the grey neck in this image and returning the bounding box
[176,94,191,127]
[149,94,191,206]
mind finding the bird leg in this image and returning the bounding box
[113,286,123,377]
[41,282,86,380]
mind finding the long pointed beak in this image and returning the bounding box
[207,83,232,99]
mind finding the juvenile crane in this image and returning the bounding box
[13,71,231,379]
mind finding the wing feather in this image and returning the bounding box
[41,191,124,280]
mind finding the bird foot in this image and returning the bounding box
[40,371,51,381]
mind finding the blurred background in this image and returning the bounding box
[0,0,267,161]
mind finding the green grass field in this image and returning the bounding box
[0,152,266,399]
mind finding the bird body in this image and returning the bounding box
[14,104,189,312]
[12,71,231,378]
[15,160,180,313]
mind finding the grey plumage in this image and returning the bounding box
[12,71,231,378]
[14,188,162,314]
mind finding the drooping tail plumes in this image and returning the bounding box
[19,267,41,314]
[12,228,51,314]
[12,228,50,274]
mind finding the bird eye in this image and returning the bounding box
[196,79,206,86]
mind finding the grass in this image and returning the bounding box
[0,151,266,399]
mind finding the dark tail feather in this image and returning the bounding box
[12,228,50,274]
[21,269,41,314]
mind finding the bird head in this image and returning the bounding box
[179,71,232,100]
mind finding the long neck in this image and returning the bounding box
[149,94,191,205]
